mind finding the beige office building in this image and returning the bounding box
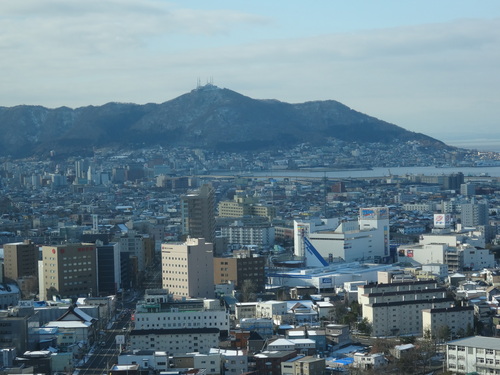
[39,243,97,301]
[161,238,214,299]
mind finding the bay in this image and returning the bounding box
[233,166,500,179]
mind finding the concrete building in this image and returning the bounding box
[353,352,386,370]
[213,251,266,291]
[254,350,298,375]
[171,352,222,375]
[397,232,494,272]
[422,306,474,338]
[3,241,38,282]
[446,336,500,374]
[118,350,168,373]
[39,243,97,301]
[130,327,219,355]
[161,238,215,299]
[95,242,121,296]
[219,221,275,251]
[358,280,454,337]
[209,348,248,375]
[294,207,390,267]
[218,195,276,220]
[461,200,489,227]
[3,241,38,299]
[281,355,325,375]
[181,184,216,244]
[133,297,229,335]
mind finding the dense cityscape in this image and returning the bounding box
[0,143,499,374]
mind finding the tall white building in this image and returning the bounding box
[161,238,214,299]
[294,207,390,267]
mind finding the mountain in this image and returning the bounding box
[0,84,447,158]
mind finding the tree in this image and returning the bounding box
[241,279,257,302]
[436,325,451,342]
[357,317,373,336]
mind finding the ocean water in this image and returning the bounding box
[247,166,500,179]
[443,138,500,153]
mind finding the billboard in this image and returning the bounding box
[434,214,451,228]
[360,207,389,220]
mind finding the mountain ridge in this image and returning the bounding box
[0,84,448,158]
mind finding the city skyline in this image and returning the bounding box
[1,1,500,146]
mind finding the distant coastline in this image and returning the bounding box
[212,166,500,179]
[443,138,500,153]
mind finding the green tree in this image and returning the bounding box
[357,317,373,335]
[436,325,451,342]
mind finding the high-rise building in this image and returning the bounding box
[181,184,215,244]
[3,240,38,282]
[214,251,266,291]
[96,242,121,296]
[161,238,214,299]
[461,200,489,227]
[39,243,97,301]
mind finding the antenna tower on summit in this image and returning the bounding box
[196,78,201,89]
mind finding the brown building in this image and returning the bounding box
[3,240,38,281]
[40,243,97,301]
[214,251,266,291]
[181,184,216,244]
[3,241,39,298]
[254,350,298,375]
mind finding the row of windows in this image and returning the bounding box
[137,315,223,321]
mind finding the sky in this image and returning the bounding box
[1,0,500,148]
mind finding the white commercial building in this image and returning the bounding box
[294,207,390,267]
[134,299,229,333]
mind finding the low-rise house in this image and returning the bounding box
[286,327,327,353]
[325,324,350,347]
[267,338,316,355]
[171,352,221,375]
[254,350,298,375]
[118,350,168,373]
[352,352,386,370]
[281,355,326,375]
[209,348,248,375]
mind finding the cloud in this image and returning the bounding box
[0,1,499,139]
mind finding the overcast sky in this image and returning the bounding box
[1,1,499,147]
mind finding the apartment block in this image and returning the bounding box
[422,306,474,338]
[359,280,454,337]
[446,336,500,374]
